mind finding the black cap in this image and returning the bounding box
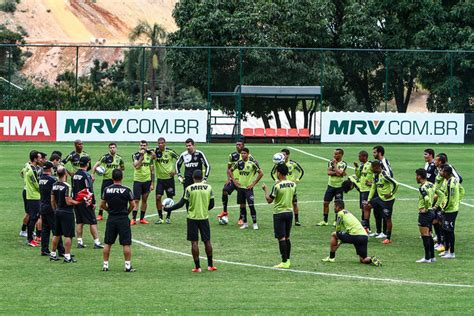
[79,156,91,166]
[43,161,54,170]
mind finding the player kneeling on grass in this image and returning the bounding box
[262,163,296,269]
[322,200,381,266]
[179,170,217,272]
[100,169,136,272]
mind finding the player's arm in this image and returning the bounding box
[208,191,215,210]
[175,153,184,181]
[128,200,136,214]
[133,152,144,169]
[294,161,304,181]
[367,182,376,201]
[419,187,430,211]
[150,163,155,190]
[270,164,277,181]
[262,183,275,204]
[335,162,347,177]
[100,199,108,212]
[385,173,399,198]
[51,193,57,210]
[91,158,102,181]
[200,151,211,180]
[327,161,336,176]
[168,150,179,176]
[335,214,342,232]
[66,196,82,206]
[248,166,264,189]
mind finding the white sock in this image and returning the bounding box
[77,238,83,244]
[94,239,100,245]
[103,261,109,268]
[50,251,57,257]
[125,261,131,269]
[64,253,71,260]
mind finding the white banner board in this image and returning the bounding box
[321,112,465,143]
[57,110,208,142]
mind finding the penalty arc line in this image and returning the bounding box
[288,146,474,209]
[132,239,474,289]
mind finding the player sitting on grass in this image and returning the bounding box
[322,199,381,266]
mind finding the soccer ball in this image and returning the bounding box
[219,216,229,225]
[163,198,175,209]
[272,153,285,164]
[96,166,106,175]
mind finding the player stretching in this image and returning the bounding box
[218,139,257,223]
[363,161,399,244]
[92,143,125,221]
[131,140,154,225]
[270,149,304,226]
[228,148,264,230]
[415,168,444,263]
[262,163,297,269]
[322,200,381,266]
[153,137,179,224]
[317,148,347,226]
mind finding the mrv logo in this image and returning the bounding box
[329,120,459,136]
[64,118,200,134]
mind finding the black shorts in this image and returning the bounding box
[223,181,236,195]
[133,181,151,200]
[26,199,41,218]
[273,212,293,239]
[74,203,97,225]
[237,188,255,205]
[156,178,175,197]
[418,211,435,228]
[40,204,54,215]
[359,191,369,210]
[336,232,368,258]
[187,218,211,242]
[22,189,28,213]
[55,210,75,238]
[369,197,394,219]
[101,179,114,196]
[324,186,343,202]
[442,212,458,232]
[104,216,132,245]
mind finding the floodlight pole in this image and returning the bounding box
[385,52,389,112]
[141,47,146,110]
[207,47,212,143]
[237,48,243,141]
[8,46,12,104]
[448,52,453,111]
[75,46,79,109]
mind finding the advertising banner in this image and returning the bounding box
[0,110,56,141]
[321,112,465,143]
[465,113,474,144]
[56,110,208,142]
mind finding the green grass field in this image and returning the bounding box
[1,142,473,314]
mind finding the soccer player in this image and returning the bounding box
[183,170,216,272]
[372,145,393,176]
[50,166,83,263]
[228,147,264,230]
[317,148,347,226]
[415,168,444,263]
[322,200,381,266]
[92,143,125,221]
[438,165,462,259]
[153,137,179,224]
[270,149,304,226]
[19,152,37,238]
[363,161,399,244]
[131,140,154,225]
[218,139,257,222]
[39,161,65,256]
[50,153,63,177]
[262,163,296,269]
[100,169,136,272]
[62,139,90,175]
[423,148,436,184]
[23,150,42,247]
[72,156,103,249]
[434,153,463,184]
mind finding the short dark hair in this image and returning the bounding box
[334,199,345,209]
[241,147,249,153]
[158,137,166,142]
[416,168,427,179]
[373,145,385,155]
[236,138,245,144]
[51,150,62,158]
[57,166,66,177]
[112,168,123,181]
[442,165,453,175]
[29,150,39,162]
[424,148,435,157]
[50,153,61,162]
[281,149,290,156]
[109,142,117,147]
[436,153,448,164]
[39,152,47,159]
[276,162,289,176]
[371,160,382,168]
[335,148,344,155]
[359,150,368,158]
[79,156,90,167]
[193,169,203,180]
[140,140,147,145]
[185,138,195,145]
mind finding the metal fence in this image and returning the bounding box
[0,44,472,115]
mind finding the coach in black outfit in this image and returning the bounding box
[100,169,136,272]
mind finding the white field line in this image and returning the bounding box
[143,198,419,219]
[132,239,474,289]
[288,146,474,208]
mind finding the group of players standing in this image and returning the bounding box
[19,137,464,272]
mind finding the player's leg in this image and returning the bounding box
[417,220,432,263]
[118,217,134,271]
[35,217,42,243]
[293,200,300,226]
[20,189,29,236]
[139,181,151,224]
[322,232,339,262]
[237,189,248,229]
[247,189,258,229]
[200,219,215,271]
[284,212,293,263]
[26,201,40,246]
[40,213,52,255]
[441,212,457,258]
[164,179,176,222]
[318,186,333,226]
[186,219,201,272]
[155,179,165,223]
[131,181,142,225]
[219,181,235,218]
[381,200,394,244]
[63,211,76,263]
